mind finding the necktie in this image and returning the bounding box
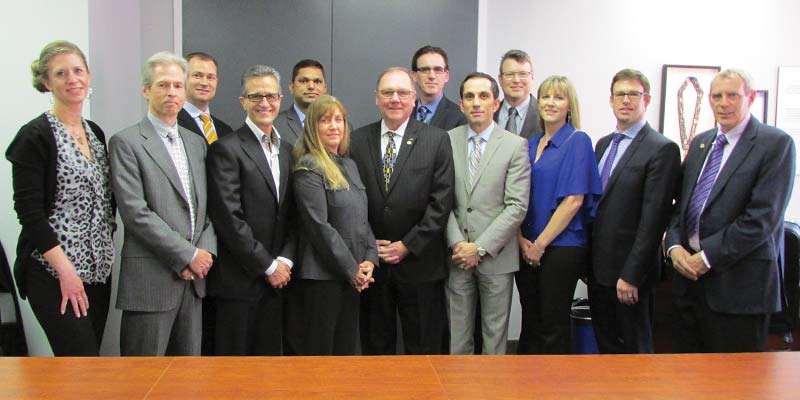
[166,130,195,238]
[383,131,396,191]
[469,135,485,187]
[417,105,430,122]
[505,107,518,134]
[599,133,625,191]
[199,113,218,144]
[686,134,728,236]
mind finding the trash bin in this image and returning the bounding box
[571,298,599,354]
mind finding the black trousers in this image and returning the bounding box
[588,282,655,353]
[360,272,446,355]
[214,286,283,356]
[515,246,585,354]
[25,264,110,356]
[282,279,306,356]
[303,279,359,355]
[672,279,769,353]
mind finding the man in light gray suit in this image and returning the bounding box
[446,72,530,354]
[109,52,216,356]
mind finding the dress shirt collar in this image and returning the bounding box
[380,118,409,138]
[292,103,307,126]
[245,117,282,149]
[183,101,210,118]
[501,94,531,114]
[418,93,444,112]
[467,121,495,143]
[616,119,646,140]
[147,112,179,139]
[718,114,750,141]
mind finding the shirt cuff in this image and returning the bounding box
[276,257,294,270]
[699,251,711,270]
[265,260,278,276]
[666,245,682,258]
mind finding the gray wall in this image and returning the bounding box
[183,0,479,129]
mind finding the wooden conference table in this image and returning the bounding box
[0,353,798,399]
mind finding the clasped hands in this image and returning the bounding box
[669,246,709,281]
[353,261,375,292]
[519,237,543,267]
[180,248,213,281]
[452,241,480,270]
[376,240,409,264]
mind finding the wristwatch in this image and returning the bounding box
[476,245,487,258]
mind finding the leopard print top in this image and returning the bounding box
[31,111,114,283]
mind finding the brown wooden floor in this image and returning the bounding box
[1,353,798,399]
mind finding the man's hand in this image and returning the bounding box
[377,240,409,264]
[188,248,213,278]
[670,246,699,281]
[686,253,710,277]
[179,267,195,281]
[616,278,639,305]
[452,241,480,270]
[354,261,376,292]
[267,260,291,289]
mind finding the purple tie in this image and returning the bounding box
[600,133,624,191]
[686,134,728,236]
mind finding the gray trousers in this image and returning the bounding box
[446,267,513,354]
[120,281,202,356]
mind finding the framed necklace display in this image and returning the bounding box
[659,64,721,159]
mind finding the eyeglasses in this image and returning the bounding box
[416,66,447,75]
[612,91,646,100]
[501,71,531,80]
[377,89,414,99]
[245,92,282,103]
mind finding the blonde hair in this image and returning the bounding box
[293,95,351,190]
[537,75,581,131]
[31,40,88,93]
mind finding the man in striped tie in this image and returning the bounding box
[178,52,233,145]
[666,69,796,353]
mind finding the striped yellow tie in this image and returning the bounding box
[199,113,218,144]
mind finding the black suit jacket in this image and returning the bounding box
[273,106,304,146]
[591,122,681,288]
[206,124,296,300]
[666,116,796,314]
[349,118,454,284]
[494,94,539,140]
[178,108,234,144]
[417,96,467,131]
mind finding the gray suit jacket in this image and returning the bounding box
[666,116,796,314]
[293,155,379,282]
[446,124,530,275]
[273,106,303,147]
[109,117,217,312]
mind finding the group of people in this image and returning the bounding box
[7,40,795,358]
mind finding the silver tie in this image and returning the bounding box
[166,130,195,239]
[468,135,484,187]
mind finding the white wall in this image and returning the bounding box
[479,0,800,339]
[1,0,91,356]
[1,0,177,356]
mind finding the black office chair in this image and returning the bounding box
[769,221,800,346]
[0,240,27,356]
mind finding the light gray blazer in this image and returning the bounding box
[446,124,530,275]
[109,117,217,312]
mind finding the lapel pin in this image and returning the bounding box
[407,138,415,145]
[699,143,705,149]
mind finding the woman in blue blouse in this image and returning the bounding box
[516,76,601,354]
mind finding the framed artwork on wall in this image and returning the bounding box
[659,64,721,158]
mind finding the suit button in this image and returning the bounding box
[464,228,468,234]
[384,206,390,212]
[467,208,473,213]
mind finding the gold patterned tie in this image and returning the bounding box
[383,131,396,191]
[199,113,218,144]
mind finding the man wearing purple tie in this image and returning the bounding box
[589,69,680,354]
[666,69,796,352]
